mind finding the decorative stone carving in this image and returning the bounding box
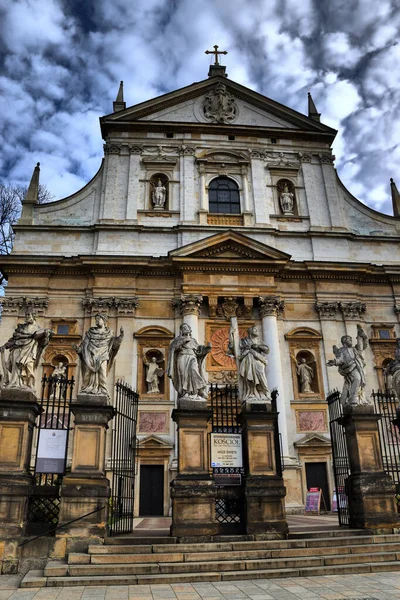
[315,302,339,319]
[339,301,367,320]
[151,176,167,210]
[129,145,144,154]
[104,144,121,155]
[172,294,203,317]
[82,297,139,316]
[319,153,335,164]
[208,370,238,384]
[167,323,211,403]
[249,149,265,159]
[278,181,295,215]
[178,145,196,156]
[385,338,400,400]
[203,83,238,124]
[1,296,48,316]
[143,353,164,394]
[327,325,370,406]
[228,324,271,404]
[299,152,312,163]
[265,152,300,169]
[0,311,52,390]
[258,296,284,318]
[72,313,124,399]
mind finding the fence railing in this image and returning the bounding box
[327,389,350,526]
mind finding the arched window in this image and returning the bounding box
[208,176,240,214]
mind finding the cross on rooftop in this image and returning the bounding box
[205,45,228,65]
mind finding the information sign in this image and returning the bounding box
[36,429,68,474]
[210,433,243,468]
[214,473,242,486]
[304,488,321,514]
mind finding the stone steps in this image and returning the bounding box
[21,531,400,588]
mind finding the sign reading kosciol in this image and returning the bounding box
[210,433,243,468]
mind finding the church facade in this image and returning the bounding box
[2,60,400,515]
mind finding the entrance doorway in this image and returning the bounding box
[305,462,331,511]
[139,465,164,516]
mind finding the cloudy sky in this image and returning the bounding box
[0,0,399,215]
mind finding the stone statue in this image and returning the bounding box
[167,323,211,402]
[144,355,164,394]
[51,362,67,397]
[280,184,294,214]
[152,179,166,209]
[72,313,124,398]
[327,325,369,406]
[385,338,400,399]
[229,324,271,404]
[293,356,314,393]
[0,310,52,390]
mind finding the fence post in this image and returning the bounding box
[342,403,399,530]
[57,393,114,543]
[170,398,218,540]
[0,389,41,572]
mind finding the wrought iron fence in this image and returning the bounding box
[372,390,400,495]
[27,375,74,535]
[109,381,139,536]
[326,389,350,526]
[271,390,284,478]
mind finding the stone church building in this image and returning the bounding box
[2,57,400,516]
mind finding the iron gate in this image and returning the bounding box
[109,381,139,536]
[27,375,74,535]
[210,384,245,533]
[372,390,400,500]
[327,389,350,526]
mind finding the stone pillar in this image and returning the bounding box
[0,389,41,538]
[343,404,399,530]
[58,394,114,539]
[258,296,289,456]
[240,404,288,536]
[250,150,270,225]
[126,146,142,220]
[179,294,203,340]
[170,404,218,540]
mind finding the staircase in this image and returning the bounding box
[22,530,400,588]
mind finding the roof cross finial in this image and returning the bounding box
[205,45,227,65]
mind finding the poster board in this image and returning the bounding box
[210,433,243,468]
[36,429,68,474]
[304,488,321,514]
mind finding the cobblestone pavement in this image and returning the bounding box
[1,572,400,600]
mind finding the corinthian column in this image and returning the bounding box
[173,294,203,339]
[258,296,288,456]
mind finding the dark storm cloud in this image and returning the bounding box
[0,0,399,214]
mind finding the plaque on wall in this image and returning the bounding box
[36,429,68,474]
[138,411,168,434]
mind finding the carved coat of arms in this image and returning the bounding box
[203,83,238,124]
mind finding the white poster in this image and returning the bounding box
[36,429,68,474]
[210,433,243,468]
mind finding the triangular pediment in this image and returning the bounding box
[101,76,336,137]
[294,433,331,448]
[138,434,172,448]
[169,230,291,263]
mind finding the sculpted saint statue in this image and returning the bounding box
[72,313,124,398]
[293,356,314,393]
[280,184,294,214]
[385,338,400,399]
[152,179,166,209]
[167,323,211,401]
[0,310,52,390]
[327,325,369,406]
[50,361,67,397]
[229,325,271,404]
[144,355,164,394]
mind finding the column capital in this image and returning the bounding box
[258,296,284,318]
[315,301,340,319]
[172,294,203,316]
[339,301,366,320]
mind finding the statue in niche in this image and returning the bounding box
[0,310,52,390]
[144,353,164,394]
[292,355,315,393]
[279,183,294,214]
[72,313,123,398]
[385,338,400,399]
[228,324,271,404]
[152,178,166,209]
[167,323,211,402]
[53,361,67,380]
[327,325,369,406]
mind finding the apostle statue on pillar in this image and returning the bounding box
[327,324,370,406]
[0,310,52,390]
[72,313,124,398]
[228,324,271,404]
[167,323,211,403]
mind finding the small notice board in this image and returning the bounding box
[36,429,68,474]
[304,487,321,514]
[210,433,243,469]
